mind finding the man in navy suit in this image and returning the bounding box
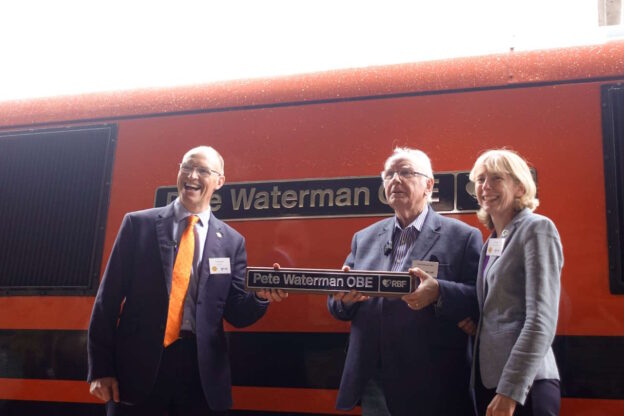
[88,146,285,415]
[328,147,482,416]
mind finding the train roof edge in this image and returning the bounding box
[1,40,624,128]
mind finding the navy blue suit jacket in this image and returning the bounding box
[328,208,482,416]
[87,203,267,410]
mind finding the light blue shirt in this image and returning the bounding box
[391,204,428,271]
[173,198,211,333]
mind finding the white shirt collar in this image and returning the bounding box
[394,203,428,232]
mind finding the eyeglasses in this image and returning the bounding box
[179,163,222,178]
[381,169,430,182]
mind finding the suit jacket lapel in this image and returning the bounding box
[199,214,224,279]
[481,208,531,300]
[406,208,440,267]
[377,219,394,272]
[477,241,489,307]
[155,203,177,295]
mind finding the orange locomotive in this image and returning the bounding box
[1,41,624,415]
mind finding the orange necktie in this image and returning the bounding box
[164,215,199,347]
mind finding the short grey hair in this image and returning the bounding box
[384,147,433,178]
[384,147,434,202]
[182,146,225,175]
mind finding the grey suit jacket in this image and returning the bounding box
[472,208,563,405]
[328,208,482,415]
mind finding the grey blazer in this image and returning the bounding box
[472,208,563,405]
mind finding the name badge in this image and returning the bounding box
[209,257,231,274]
[486,238,505,257]
[411,260,439,278]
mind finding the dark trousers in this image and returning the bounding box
[475,367,560,416]
[361,368,475,416]
[360,374,391,416]
[106,336,227,416]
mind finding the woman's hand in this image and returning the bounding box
[457,317,477,336]
[486,393,517,416]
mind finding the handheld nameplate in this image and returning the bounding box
[245,267,415,297]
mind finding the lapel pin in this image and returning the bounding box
[501,229,509,238]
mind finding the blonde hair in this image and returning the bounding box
[469,149,539,229]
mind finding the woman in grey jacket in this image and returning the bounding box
[469,149,563,416]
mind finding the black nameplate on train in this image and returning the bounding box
[245,267,415,296]
[155,170,520,220]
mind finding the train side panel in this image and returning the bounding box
[1,45,623,414]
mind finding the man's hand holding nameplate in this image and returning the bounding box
[245,266,416,297]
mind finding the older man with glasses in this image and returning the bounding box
[328,147,482,416]
[88,146,286,415]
